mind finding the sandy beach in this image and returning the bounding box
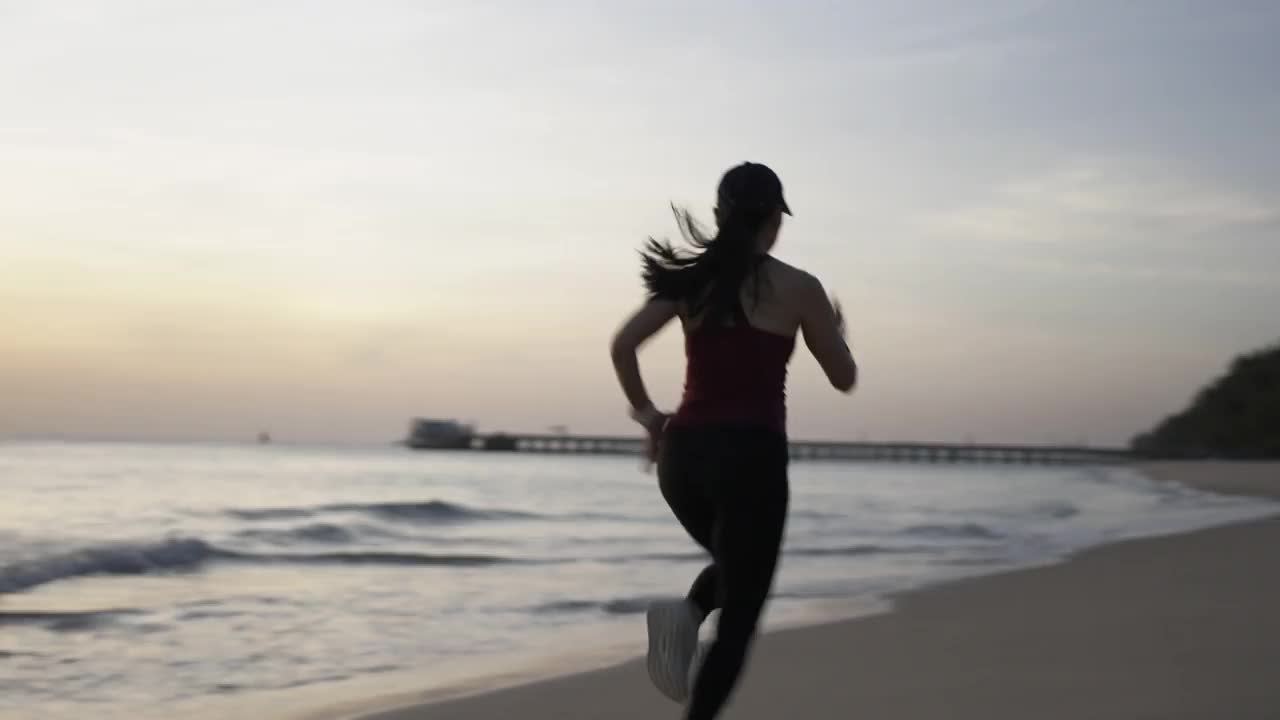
[335,462,1279,720]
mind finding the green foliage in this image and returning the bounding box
[1132,342,1280,459]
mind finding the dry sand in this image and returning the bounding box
[340,462,1279,720]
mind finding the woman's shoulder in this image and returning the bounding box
[762,255,821,292]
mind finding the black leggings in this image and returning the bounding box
[657,424,790,720]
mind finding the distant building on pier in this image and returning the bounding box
[405,418,474,449]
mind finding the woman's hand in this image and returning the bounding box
[630,405,670,467]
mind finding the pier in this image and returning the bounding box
[411,432,1130,465]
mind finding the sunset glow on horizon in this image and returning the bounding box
[3,1,1278,446]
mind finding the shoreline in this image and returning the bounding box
[285,461,1279,720]
[276,585,897,720]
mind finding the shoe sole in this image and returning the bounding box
[646,601,696,703]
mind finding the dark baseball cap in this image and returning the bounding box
[717,162,792,216]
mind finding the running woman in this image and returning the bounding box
[610,162,857,719]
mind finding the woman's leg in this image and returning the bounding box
[658,427,721,619]
[684,564,720,620]
[647,426,720,701]
[685,431,789,720]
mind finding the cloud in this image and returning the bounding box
[927,159,1278,241]
[914,156,1280,290]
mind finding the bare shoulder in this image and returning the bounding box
[762,256,823,298]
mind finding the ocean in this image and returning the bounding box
[0,441,1274,720]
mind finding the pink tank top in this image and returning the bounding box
[668,324,796,434]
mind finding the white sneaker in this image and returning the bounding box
[646,599,700,702]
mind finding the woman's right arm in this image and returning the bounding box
[798,274,857,393]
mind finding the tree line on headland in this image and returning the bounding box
[1132,342,1280,459]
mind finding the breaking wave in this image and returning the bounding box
[0,538,533,594]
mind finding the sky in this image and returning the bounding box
[2,0,1278,446]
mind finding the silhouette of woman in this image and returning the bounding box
[610,162,857,719]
